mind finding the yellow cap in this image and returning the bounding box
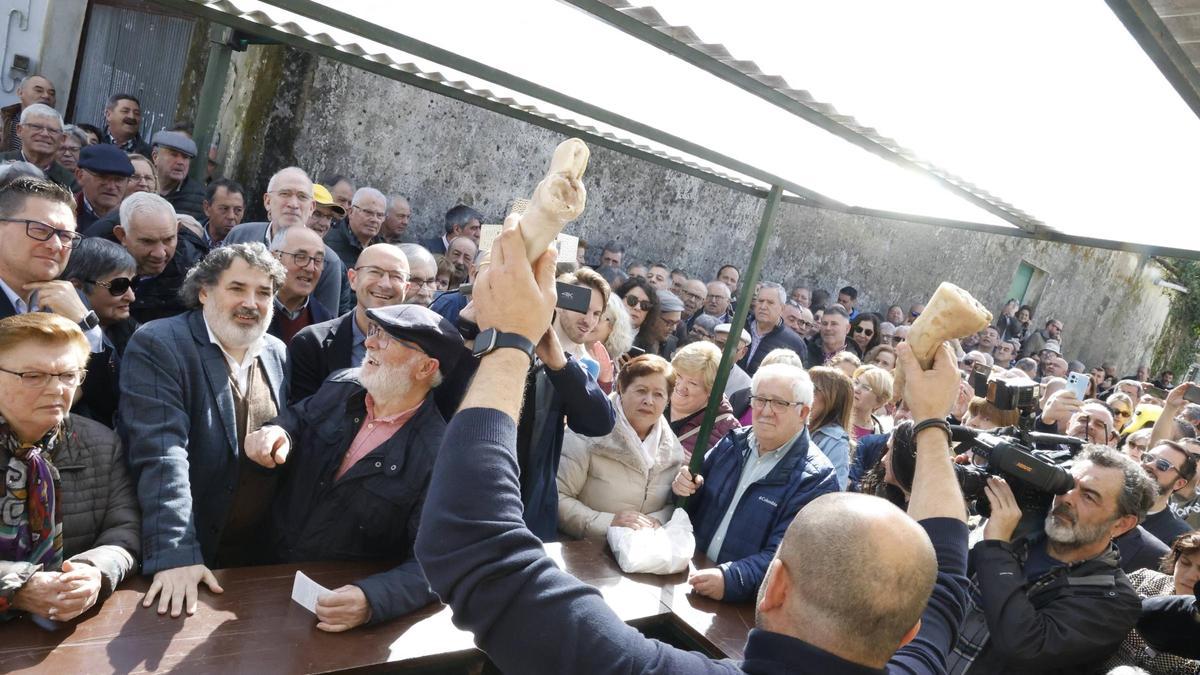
[312,184,346,217]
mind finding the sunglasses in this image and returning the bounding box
[625,295,653,312]
[1141,455,1179,474]
[88,277,133,296]
[853,326,874,337]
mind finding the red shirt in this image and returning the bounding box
[335,395,423,480]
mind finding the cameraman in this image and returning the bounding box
[947,445,1158,674]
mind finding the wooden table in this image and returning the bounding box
[0,539,753,674]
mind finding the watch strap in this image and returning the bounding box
[473,328,535,362]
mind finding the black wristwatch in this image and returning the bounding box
[78,310,99,331]
[472,328,535,363]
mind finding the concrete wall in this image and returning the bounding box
[213,46,1174,372]
[0,0,86,113]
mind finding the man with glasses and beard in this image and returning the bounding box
[242,304,465,632]
[1139,441,1196,546]
[947,445,1157,674]
[119,244,289,620]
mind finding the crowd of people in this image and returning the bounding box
[2,73,1199,673]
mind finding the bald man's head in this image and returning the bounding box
[758,493,936,667]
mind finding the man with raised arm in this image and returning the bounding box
[414,222,970,674]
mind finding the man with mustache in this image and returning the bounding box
[288,243,408,404]
[100,93,151,157]
[946,445,1158,674]
[119,243,288,620]
[114,192,203,323]
[244,303,464,632]
[266,225,334,343]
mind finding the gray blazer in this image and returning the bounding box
[119,310,287,574]
[223,221,351,315]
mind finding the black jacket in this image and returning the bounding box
[162,176,206,220]
[739,319,808,374]
[129,236,205,324]
[287,311,356,404]
[951,535,1141,674]
[268,370,440,624]
[0,150,77,190]
[804,335,862,369]
[72,318,139,428]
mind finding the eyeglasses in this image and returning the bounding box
[659,316,681,330]
[270,189,313,203]
[797,320,815,329]
[365,323,426,354]
[1,218,83,249]
[353,205,386,220]
[853,326,874,337]
[705,294,728,302]
[678,290,703,303]
[355,265,409,285]
[1141,455,1179,475]
[625,295,653,312]
[0,366,86,388]
[749,395,804,413]
[87,276,133,296]
[407,277,438,289]
[911,310,922,318]
[21,122,62,136]
[277,250,325,268]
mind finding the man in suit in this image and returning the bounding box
[245,304,465,631]
[120,243,289,618]
[423,203,482,255]
[0,177,102,351]
[0,104,75,189]
[222,166,350,316]
[288,243,409,403]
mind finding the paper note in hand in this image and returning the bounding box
[291,571,332,614]
[478,223,503,253]
[555,233,579,264]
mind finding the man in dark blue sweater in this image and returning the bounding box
[415,225,971,674]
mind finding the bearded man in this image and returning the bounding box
[244,303,465,632]
[946,445,1157,674]
[120,244,289,619]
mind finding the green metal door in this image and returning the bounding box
[1007,262,1034,303]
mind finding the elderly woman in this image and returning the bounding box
[669,341,740,460]
[828,351,861,379]
[615,277,661,355]
[584,292,634,394]
[125,153,158,197]
[57,125,87,172]
[1102,530,1200,673]
[0,314,139,622]
[850,365,893,440]
[808,366,855,489]
[61,238,139,427]
[864,343,897,371]
[557,355,683,538]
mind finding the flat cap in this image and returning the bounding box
[152,130,197,157]
[714,323,751,344]
[657,289,685,313]
[365,304,465,373]
[1041,340,1062,356]
[77,144,134,176]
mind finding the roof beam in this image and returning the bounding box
[1108,0,1200,120]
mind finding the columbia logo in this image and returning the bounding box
[757,496,778,507]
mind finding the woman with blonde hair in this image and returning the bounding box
[807,366,855,489]
[850,365,894,440]
[669,341,740,460]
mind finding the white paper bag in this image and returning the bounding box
[607,509,695,575]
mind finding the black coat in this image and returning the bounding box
[268,370,441,624]
[72,318,139,428]
[162,176,206,220]
[287,311,356,404]
[738,319,808,374]
[804,335,862,369]
[129,235,205,324]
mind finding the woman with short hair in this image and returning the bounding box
[850,365,893,441]
[669,341,740,460]
[864,344,897,371]
[557,355,683,538]
[0,313,140,622]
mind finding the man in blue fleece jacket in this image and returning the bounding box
[415,223,971,674]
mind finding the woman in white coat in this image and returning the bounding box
[557,355,684,539]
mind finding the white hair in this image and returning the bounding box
[19,103,62,126]
[758,281,787,304]
[352,186,386,206]
[269,223,322,251]
[266,166,311,193]
[119,192,176,234]
[751,363,814,406]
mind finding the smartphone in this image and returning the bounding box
[970,365,990,398]
[1065,372,1089,400]
[1184,383,1200,404]
[627,346,647,358]
[1145,384,1169,400]
[555,282,592,314]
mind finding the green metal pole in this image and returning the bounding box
[189,26,234,184]
[678,184,783,506]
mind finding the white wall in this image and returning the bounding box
[0,0,86,113]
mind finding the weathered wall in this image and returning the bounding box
[213,46,1174,372]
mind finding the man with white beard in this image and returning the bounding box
[244,303,465,631]
[119,243,289,619]
[946,445,1158,674]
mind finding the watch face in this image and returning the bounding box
[472,328,497,358]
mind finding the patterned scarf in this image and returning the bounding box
[0,416,64,572]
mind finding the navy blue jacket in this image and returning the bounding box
[119,310,288,573]
[415,407,971,674]
[268,370,439,623]
[686,427,839,602]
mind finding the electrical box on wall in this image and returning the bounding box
[10,54,31,80]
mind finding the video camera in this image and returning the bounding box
[954,367,1083,540]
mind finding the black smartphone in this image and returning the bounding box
[1145,384,1169,400]
[1184,384,1200,404]
[627,346,647,358]
[556,282,592,314]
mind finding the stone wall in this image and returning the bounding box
[212,46,1174,372]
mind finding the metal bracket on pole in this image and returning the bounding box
[677,184,783,507]
[189,25,234,184]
